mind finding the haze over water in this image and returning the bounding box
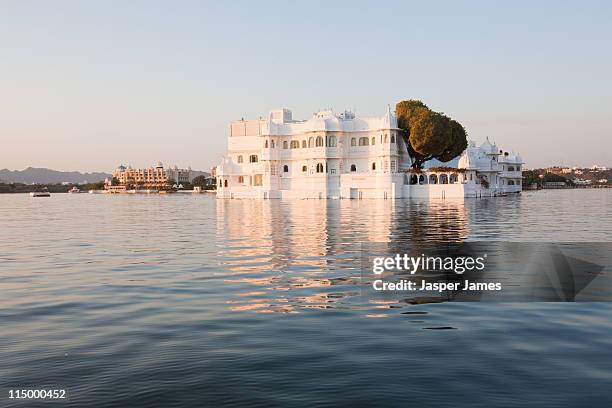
[1,190,611,407]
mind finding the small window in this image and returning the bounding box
[302,165,307,172]
[290,140,300,149]
[283,165,289,173]
[358,137,369,146]
[390,134,395,143]
[316,163,324,173]
[238,176,244,183]
[249,155,258,163]
[390,160,396,172]
[350,164,356,172]
[271,140,275,148]
[351,138,356,146]
[237,155,243,163]
[316,136,324,147]
[283,141,288,149]
[371,137,375,145]
[384,134,388,143]
[224,179,228,187]
[302,140,307,148]
[371,162,376,171]
[264,140,268,148]
[308,137,314,147]
[329,135,337,147]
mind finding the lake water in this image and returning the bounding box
[1,190,611,407]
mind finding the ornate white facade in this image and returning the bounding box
[216,107,522,199]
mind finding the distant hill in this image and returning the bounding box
[0,167,211,184]
[0,167,111,184]
[189,170,210,181]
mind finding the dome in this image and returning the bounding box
[479,137,497,154]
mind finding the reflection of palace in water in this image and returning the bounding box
[216,198,473,313]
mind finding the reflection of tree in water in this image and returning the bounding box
[386,199,469,258]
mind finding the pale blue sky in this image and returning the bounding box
[1,0,610,172]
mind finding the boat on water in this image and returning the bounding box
[68,187,81,193]
[30,189,51,197]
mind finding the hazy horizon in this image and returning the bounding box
[1,1,611,173]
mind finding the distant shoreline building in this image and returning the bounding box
[216,107,523,199]
[105,162,191,192]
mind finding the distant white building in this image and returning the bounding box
[216,107,523,199]
[105,162,191,191]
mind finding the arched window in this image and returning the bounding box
[350,164,356,172]
[384,134,388,143]
[302,165,307,172]
[219,179,222,187]
[264,140,268,148]
[237,155,243,163]
[450,173,458,184]
[351,138,356,146]
[315,136,324,147]
[308,137,314,147]
[390,134,395,143]
[283,165,289,173]
[328,135,337,147]
[238,176,244,184]
[316,163,324,173]
[410,174,418,185]
[508,166,514,171]
[283,141,288,149]
[419,175,426,184]
[302,140,307,148]
[271,140,275,148]
[508,180,515,185]
[224,179,228,187]
[249,155,258,163]
[290,140,300,149]
[359,137,369,146]
[429,174,438,184]
[439,174,448,184]
[516,166,521,171]
[371,162,376,171]
[371,137,375,145]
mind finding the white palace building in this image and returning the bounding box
[216,107,523,199]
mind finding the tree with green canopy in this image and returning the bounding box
[191,175,207,188]
[396,100,468,168]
